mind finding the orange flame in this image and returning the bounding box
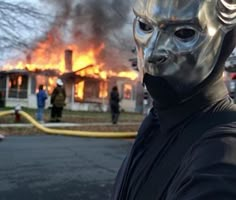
[2,32,105,74]
[2,32,138,100]
[2,33,138,80]
[99,82,108,98]
[75,81,85,100]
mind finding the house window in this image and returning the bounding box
[31,76,36,94]
[0,75,6,106]
[123,84,133,100]
[8,74,28,98]
[99,81,108,98]
[0,75,6,97]
[74,79,101,102]
[74,80,85,101]
[84,79,100,101]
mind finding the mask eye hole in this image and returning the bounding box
[174,28,196,41]
[138,19,153,32]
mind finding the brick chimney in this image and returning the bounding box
[65,49,73,72]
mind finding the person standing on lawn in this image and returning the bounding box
[50,79,66,122]
[36,84,47,123]
[109,86,120,124]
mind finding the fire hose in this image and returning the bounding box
[0,109,137,138]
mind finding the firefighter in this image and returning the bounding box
[50,79,66,122]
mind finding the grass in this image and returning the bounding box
[0,107,145,135]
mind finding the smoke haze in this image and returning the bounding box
[39,0,134,70]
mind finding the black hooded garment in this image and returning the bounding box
[111,79,236,200]
[111,29,236,200]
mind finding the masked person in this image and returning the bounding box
[111,1,236,199]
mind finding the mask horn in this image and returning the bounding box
[217,0,236,28]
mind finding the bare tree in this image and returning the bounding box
[0,0,52,61]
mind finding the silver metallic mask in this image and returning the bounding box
[133,0,236,94]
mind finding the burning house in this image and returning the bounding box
[0,0,144,112]
[0,47,140,112]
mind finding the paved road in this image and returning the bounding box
[0,135,133,200]
[0,122,139,128]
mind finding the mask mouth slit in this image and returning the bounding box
[157,56,167,64]
[148,56,168,64]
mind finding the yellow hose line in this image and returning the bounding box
[0,110,137,138]
[0,110,15,116]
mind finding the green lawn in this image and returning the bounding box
[0,107,145,123]
[0,107,145,135]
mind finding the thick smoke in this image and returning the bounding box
[40,0,134,70]
[73,0,131,45]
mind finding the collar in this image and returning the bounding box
[150,78,229,134]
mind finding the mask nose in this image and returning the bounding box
[148,50,169,65]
